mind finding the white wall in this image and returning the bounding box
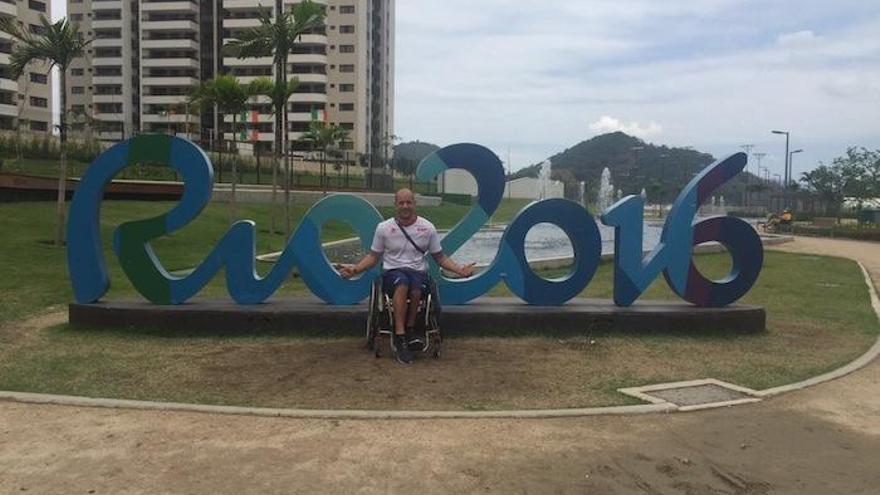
[438,170,564,199]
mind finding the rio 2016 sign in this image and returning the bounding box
[67,134,763,308]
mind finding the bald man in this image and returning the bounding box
[339,188,475,364]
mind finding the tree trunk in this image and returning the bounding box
[55,70,69,246]
[255,146,261,184]
[282,63,292,237]
[230,112,238,222]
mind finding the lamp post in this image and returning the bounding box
[788,149,803,183]
[771,130,790,208]
[788,148,803,209]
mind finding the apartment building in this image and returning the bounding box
[0,0,54,135]
[66,0,393,160]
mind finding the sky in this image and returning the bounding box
[50,0,880,180]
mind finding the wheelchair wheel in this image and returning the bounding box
[366,280,383,353]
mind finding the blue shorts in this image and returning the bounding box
[382,268,428,296]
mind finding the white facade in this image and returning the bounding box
[0,0,53,135]
[438,170,564,199]
[66,0,393,159]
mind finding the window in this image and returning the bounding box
[29,24,46,35]
[339,103,354,111]
[339,25,355,34]
[29,72,48,84]
[339,45,355,53]
[30,121,48,131]
[70,14,83,21]
[340,84,354,92]
[339,64,354,73]
[71,86,85,94]
[340,5,355,14]
[341,122,354,130]
[29,96,48,108]
[72,104,85,114]
[71,68,84,76]
[28,0,46,12]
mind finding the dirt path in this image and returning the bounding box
[1,236,879,494]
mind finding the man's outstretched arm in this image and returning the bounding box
[338,251,381,279]
[431,252,476,278]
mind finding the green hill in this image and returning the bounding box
[514,132,766,204]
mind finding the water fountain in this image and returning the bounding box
[597,167,615,212]
[537,160,552,200]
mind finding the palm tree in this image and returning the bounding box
[245,76,300,235]
[224,0,325,235]
[190,75,261,221]
[0,16,91,246]
[303,120,345,196]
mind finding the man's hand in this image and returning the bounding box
[456,262,476,278]
[336,264,357,279]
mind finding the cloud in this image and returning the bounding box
[588,116,664,138]
[776,30,819,47]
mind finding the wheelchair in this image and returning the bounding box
[366,275,442,359]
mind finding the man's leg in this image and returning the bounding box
[405,288,422,330]
[383,270,414,364]
[392,284,410,336]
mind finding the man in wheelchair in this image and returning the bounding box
[339,188,475,364]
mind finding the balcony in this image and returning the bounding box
[92,75,123,85]
[141,1,198,13]
[223,0,275,9]
[287,112,315,122]
[0,78,18,92]
[141,39,199,50]
[222,56,273,67]
[291,72,327,84]
[0,2,16,16]
[142,113,198,123]
[223,18,261,29]
[0,53,8,65]
[0,103,15,117]
[223,113,273,123]
[92,20,122,29]
[288,93,327,104]
[93,93,126,103]
[142,95,188,104]
[141,58,200,69]
[92,38,123,48]
[141,20,199,32]
[287,54,327,65]
[142,76,199,87]
[92,57,124,66]
[92,1,123,11]
[298,34,328,45]
[94,112,125,121]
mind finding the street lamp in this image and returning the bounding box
[788,149,803,183]
[771,130,791,208]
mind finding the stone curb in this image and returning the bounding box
[0,251,877,420]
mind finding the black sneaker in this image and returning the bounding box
[407,327,426,351]
[392,334,414,365]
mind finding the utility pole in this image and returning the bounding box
[754,152,766,212]
[740,144,755,207]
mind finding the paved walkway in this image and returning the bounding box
[1,237,879,494]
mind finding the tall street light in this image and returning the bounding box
[771,130,790,208]
[789,149,803,205]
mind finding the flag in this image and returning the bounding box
[250,109,259,142]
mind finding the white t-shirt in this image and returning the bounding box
[370,216,443,272]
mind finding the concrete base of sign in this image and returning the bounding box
[69,297,765,334]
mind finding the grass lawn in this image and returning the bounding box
[0,200,877,410]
